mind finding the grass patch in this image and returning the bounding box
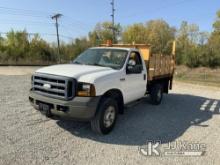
[174,66,220,87]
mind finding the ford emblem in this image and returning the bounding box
[43,83,51,89]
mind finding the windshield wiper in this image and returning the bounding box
[89,63,116,69]
[93,63,106,67]
[86,63,102,67]
[73,61,83,65]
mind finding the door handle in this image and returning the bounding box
[120,78,126,81]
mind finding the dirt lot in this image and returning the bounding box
[0,67,220,165]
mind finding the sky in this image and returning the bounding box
[0,0,219,42]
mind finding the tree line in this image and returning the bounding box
[0,11,220,68]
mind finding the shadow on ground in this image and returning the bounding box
[56,94,220,146]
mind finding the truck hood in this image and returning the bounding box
[36,64,116,81]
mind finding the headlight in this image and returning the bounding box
[77,82,96,97]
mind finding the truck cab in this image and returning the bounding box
[29,44,175,134]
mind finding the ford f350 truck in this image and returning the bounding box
[29,42,175,134]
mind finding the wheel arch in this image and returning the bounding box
[99,88,124,114]
[147,77,172,94]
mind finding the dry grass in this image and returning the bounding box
[175,65,220,87]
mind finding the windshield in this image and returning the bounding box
[73,48,128,70]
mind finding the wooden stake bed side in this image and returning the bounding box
[147,54,175,81]
[100,43,176,82]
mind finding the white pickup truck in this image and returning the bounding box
[29,43,175,134]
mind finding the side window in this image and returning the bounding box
[127,51,143,74]
[129,52,143,67]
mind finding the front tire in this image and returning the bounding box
[91,98,118,135]
[150,83,163,105]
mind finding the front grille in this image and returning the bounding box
[32,74,75,100]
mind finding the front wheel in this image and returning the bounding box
[150,83,163,105]
[91,98,118,135]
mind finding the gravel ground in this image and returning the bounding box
[0,74,220,165]
[0,66,40,75]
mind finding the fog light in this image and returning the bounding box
[29,97,34,103]
[57,105,69,112]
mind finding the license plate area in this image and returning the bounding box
[39,103,50,111]
[36,101,53,115]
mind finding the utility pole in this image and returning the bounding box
[110,0,116,43]
[51,13,62,63]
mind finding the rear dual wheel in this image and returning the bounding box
[150,84,163,105]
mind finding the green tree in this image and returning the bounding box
[29,34,55,64]
[122,20,175,54]
[122,23,147,43]
[176,21,204,67]
[208,10,220,67]
[145,20,176,54]
[89,22,122,45]
[198,32,209,46]
[5,30,30,63]
[176,21,192,65]
[0,35,6,63]
[62,37,91,61]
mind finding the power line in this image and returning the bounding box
[59,25,85,38]
[0,5,90,35]
[60,22,90,33]
[0,31,73,40]
[0,5,99,43]
[0,5,90,25]
[0,11,49,19]
[60,21,89,33]
[62,15,92,28]
[121,0,197,19]
[0,19,82,40]
[0,6,52,18]
[0,19,54,26]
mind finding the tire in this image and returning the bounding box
[150,83,163,105]
[91,98,118,135]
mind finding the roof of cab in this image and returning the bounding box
[90,47,137,51]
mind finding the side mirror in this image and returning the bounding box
[126,60,142,74]
[128,59,136,66]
